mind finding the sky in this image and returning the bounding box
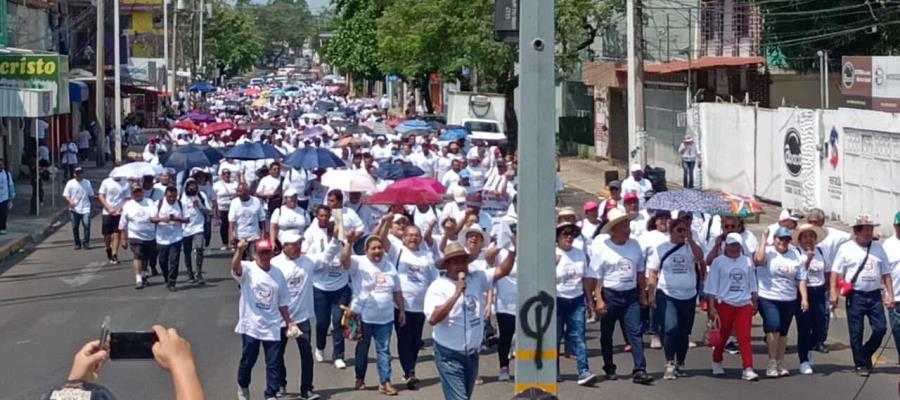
[247,0,330,14]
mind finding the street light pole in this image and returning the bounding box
[198,0,204,77]
[113,0,122,162]
[515,0,557,397]
[94,0,106,167]
[163,0,168,93]
[627,0,646,166]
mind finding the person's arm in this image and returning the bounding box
[646,270,658,308]
[491,249,517,283]
[688,240,707,281]
[428,278,465,326]
[278,305,294,328]
[269,209,280,243]
[799,280,809,312]
[340,230,362,269]
[705,234,724,266]
[753,232,767,266]
[884,274,896,310]
[65,340,108,384]
[376,214,392,252]
[423,219,437,248]
[637,272,648,308]
[98,192,114,214]
[393,290,406,327]
[232,240,249,277]
[151,325,206,400]
[583,276,598,319]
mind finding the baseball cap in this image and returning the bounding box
[130,183,143,191]
[280,230,303,244]
[894,211,900,225]
[74,166,84,173]
[283,188,298,198]
[725,232,742,245]
[608,180,622,190]
[623,192,639,202]
[557,207,577,219]
[774,227,793,239]
[630,163,642,173]
[255,239,274,252]
[583,201,599,212]
[459,169,471,179]
[778,209,799,222]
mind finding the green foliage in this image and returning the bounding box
[250,0,315,65]
[320,0,385,79]
[204,3,263,76]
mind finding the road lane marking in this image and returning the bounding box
[60,261,107,287]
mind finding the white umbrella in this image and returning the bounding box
[110,162,163,178]
[300,113,323,120]
[322,169,377,193]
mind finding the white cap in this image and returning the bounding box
[453,188,467,203]
[283,188,298,198]
[630,163,642,172]
[392,214,409,223]
[280,230,303,244]
[725,232,743,245]
[778,209,799,222]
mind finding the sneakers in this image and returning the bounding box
[799,362,813,375]
[189,274,198,283]
[664,362,677,380]
[711,362,725,375]
[855,367,870,377]
[197,273,206,285]
[777,362,790,377]
[725,340,740,355]
[632,370,654,385]
[742,368,760,381]
[378,383,398,396]
[166,282,177,292]
[576,371,597,386]
[688,341,698,348]
[405,375,420,390]
[498,367,511,382]
[237,387,250,400]
[766,360,779,378]
[355,379,366,390]
[314,349,325,363]
[220,246,229,251]
[334,359,347,369]
[276,386,288,398]
[650,336,662,349]
[674,365,689,378]
[300,390,320,400]
[813,343,830,353]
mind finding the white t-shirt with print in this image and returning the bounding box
[119,198,156,241]
[228,197,266,240]
[180,193,209,237]
[151,199,185,245]
[64,179,94,214]
[348,255,400,324]
[556,247,588,299]
[882,235,900,302]
[833,240,891,293]
[801,247,830,288]
[757,247,807,301]
[424,269,496,352]
[305,223,348,291]
[234,261,290,341]
[271,206,308,243]
[271,254,317,324]
[588,238,645,291]
[704,254,758,307]
[389,244,438,313]
[213,180,238,211]
[492,249,518,316]
[98,178,129,215]
[647,241,698,300]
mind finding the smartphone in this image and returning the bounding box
[109,331,158,360]
[99,316,110,351]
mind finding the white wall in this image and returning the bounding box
[693,103,756,196]
[754,108,781,202]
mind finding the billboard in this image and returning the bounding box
[841,56,900,112]
[0,55,70,114]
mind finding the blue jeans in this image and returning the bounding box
[656,291,696,365]
[277,320,314,393]
[557,295,590,374]
[599,288,646,375]
[313,285,351,360]
[237,334,282,398]
[758,297,796,335]
[70,211,91,247]
[394,309,426,377]
[797,285,828,363]
[682,160,696,188]
[846,290,887,369]
[890,302,900,360]
[434,342,479,400]
[355,322,393,384]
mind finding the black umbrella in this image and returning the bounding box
[224,142,284,160]
[283,147,346,170]
[160,146,217,172]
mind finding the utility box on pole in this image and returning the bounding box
[514,0,558,398]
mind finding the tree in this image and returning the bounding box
[204,3,264,77]
[320,0,389,80]
[757,0,900,71]
[251,0,314,66]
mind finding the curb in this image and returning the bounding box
[0,208,70,264]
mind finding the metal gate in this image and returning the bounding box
[842,128,900,225]
[644,85,688,175]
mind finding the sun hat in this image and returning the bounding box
[437,242,474,269]
[725,232,743,245]
[459,224,489,248]
[792,223,826,244]
[556,221,580,237]
[852,214,879,227]
[600,208,637,234]
[557,206,577,219]
[773,227,793,239]
[583,201,600,212]
[778,209,800,222]
[683,134,694,143]
[452,188,467,203]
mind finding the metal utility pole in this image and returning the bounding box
[627,0,646,166]
[824,51,829,109]
[515,0,557,397]
[163,0,168,93]
[198,0,204,76]
[94,0,106,167]
[113,0,122,162]
[170,2,178,99]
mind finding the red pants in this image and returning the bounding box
[712,302,754,369]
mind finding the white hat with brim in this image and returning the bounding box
[791,223,826,244]
[452,188,467,203]
[437,242,475,269]
[459,224,489,248]
[600,208,638,235]
[630,163,642,173]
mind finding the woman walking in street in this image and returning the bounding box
[754,227,809,378]
[793,223,828,375]
[556,221,598,385]
[647,216,705,379]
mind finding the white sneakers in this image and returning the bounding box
[650,336,662,349]
[664,362,677,380]
[334,359,347,369]
[766,360,779,377]
[314,349,325,363]
[799,362,813,375]
[742,368,759,381]
[237,387,250,400]
[711,362,725,375]
[777,362,791,377]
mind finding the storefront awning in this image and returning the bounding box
[69,81,89,102]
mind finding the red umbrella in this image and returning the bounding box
[200,121,235,136]
[387,177,446,194]
[386,118,405,128]
[364,187,443,206]
[173,119,199,131]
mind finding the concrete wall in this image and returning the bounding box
[769,73,844,109]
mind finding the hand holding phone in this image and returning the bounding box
[110,331,159,359]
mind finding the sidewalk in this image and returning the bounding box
[0,164,112,265]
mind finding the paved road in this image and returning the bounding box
[1,187,897,400]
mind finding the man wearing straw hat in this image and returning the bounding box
[829,214,895,376]
[424,242,516,400]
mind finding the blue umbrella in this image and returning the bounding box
[396,119,433,134]
[160,145,218,172]
[283,147,346,170]
[189,82,217,93]
[224,142,284,160]
[439,127,469,141]
[284,86,300,92]
[644,189,732,214]
[375,162,425,180]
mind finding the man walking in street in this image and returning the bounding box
[181,178,211,284]
[830,214,895,376]
[882,211,900,362]
[63,167,94,250]
[77,126,92,161]
[60,138,79,180]
[0,160,15,235]
[119,184,157,289]
[98,174,129,264]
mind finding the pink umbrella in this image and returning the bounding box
[387,177,446,194]
[364,187,444,206]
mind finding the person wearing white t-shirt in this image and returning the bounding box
[424,241,515,400]
[326,190,365,240]
[340,232,404,395]
[586,208,653,384]
[229,183,267,259]
[753,227,809,378]
[791,224,829,375]
[180,178,212,284]
[256,161,286,219]
[705,233,759,381]
[231,239,296,400]
[555,222,598,386]
[384,223,438,389]
[213,169,239,250]
[646,217,705,380]
[150,186,189,292]
[269,189,308,244]
[883,212,900,362]
[63,167,94,250]
[829,215,894,376]
[118,184,158,289]
[805,208,850,351]
[639,210,671,349]
[440,159,464,191]
[620,164,653,202]
[271,230,341,400]
[98,176,129,264]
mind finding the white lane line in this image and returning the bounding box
[60,261,107,287]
